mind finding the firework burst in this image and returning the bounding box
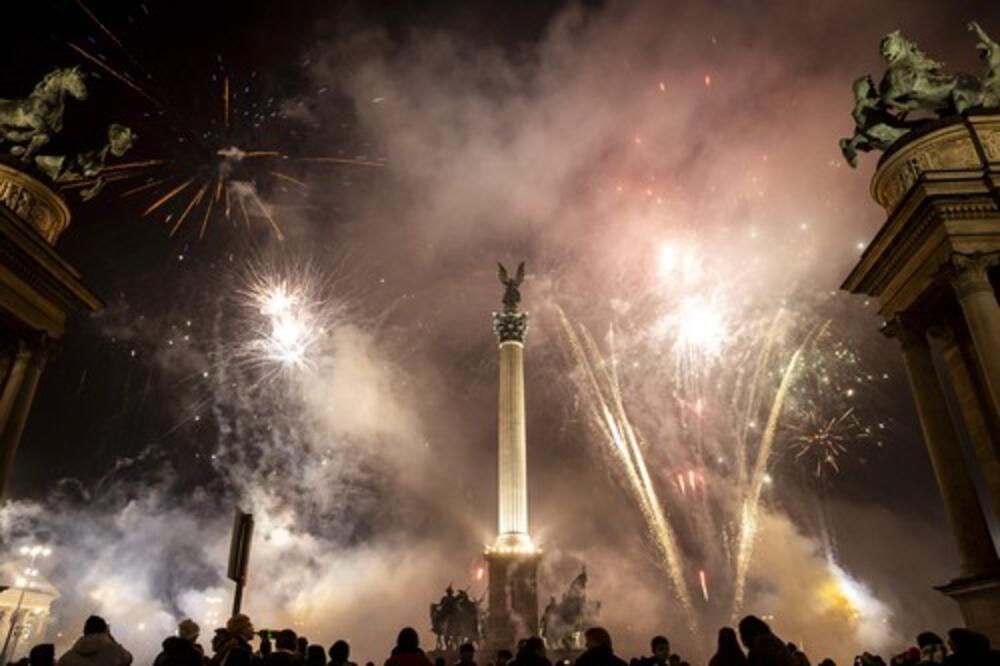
[62,1,385,240]
[786,408,870,477]
[557,235,878,631]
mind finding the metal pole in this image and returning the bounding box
[232,580,244,617]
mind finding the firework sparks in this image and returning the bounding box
[559,308,698,633]
[787,407,869,476]
[66,5,385,240]
[248,279,323,369]
[731,319,830,619]
[560,234,862,632]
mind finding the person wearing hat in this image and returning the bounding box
[154,619,204,666]
[215,615,258,666]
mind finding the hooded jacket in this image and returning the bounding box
[154,637,204,666]
[57,633,132,666]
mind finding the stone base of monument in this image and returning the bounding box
[484,550,541,655]
[937,574,1000,646]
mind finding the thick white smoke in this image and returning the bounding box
[3,2,980,665]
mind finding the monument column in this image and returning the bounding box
[486,262,540,652]
[0,337,48,496]
[0,344,32,438]
[932,321,1000,522]
[888,316,999,578]
[944,253,1000,418]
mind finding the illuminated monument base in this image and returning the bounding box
[485,545,540,652]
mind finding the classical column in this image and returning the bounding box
[491,302,533,550]
[888,316,999,578]
[931,320,1000,522]
[944,253,1000,420]
[486,265,540,652]
[0,337,48,499]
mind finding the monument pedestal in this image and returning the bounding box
[938,574,1000,643]
[485,550,540,652]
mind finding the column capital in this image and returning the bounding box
[940,252,999,300]
[493,311,528,344]
[881,313,928,350]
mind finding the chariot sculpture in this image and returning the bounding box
[841,22,1000,166]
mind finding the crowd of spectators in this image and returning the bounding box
[7,611,999,666]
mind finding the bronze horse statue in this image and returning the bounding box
[0,67,88,162]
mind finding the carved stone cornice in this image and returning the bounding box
[938,252,1000,299]
[842,115,1000,306]
[871,120,985,215]
[0,163,70,245]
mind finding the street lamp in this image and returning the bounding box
[1,545,52,663]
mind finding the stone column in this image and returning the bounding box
[888,316,999,578]
[497,340,528,538]
[491,308,533,550]
[931,320,1000,522]
[944,253,1000,419]
[0,337,48,500]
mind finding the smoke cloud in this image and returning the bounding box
[5,1,987,665]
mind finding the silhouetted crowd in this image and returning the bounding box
[6,612,1000,666]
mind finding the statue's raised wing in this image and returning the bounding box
[515,261,525,285]
[498,262,509,284]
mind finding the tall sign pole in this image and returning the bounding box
[228,510,254,617]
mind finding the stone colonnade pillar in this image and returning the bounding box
[0,337,48,497]
[945,253,1000,418]
[933,321,1000,522]
[889,317,1000,578]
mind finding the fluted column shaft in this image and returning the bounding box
[498,341,528,536]
[935,322,1000,522]
[946,253,1000,420]
[0,342,38,500]
[892,317,999,578]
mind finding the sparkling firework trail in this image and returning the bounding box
[730,319,831,619]
[68,43,162,110]
[558,308,698,633]
[223,76,230,130]
[143,179,194,215]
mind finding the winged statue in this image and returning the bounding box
[497,261,525,312]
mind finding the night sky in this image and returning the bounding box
[2,1,1000,664]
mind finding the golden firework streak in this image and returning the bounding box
[121,177,170,198]
[101,159,169,173]
[223,77,230,130]
[270,171,308,189]
[296,156,385,167]
[559,308,698,634]
[251,191,284,241]
[143,178,194,216]
[69,43,162,109]
[730,319,832,619]
[170,181,209,236]
[734,311,784,491]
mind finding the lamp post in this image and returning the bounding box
[1,545,51,664]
